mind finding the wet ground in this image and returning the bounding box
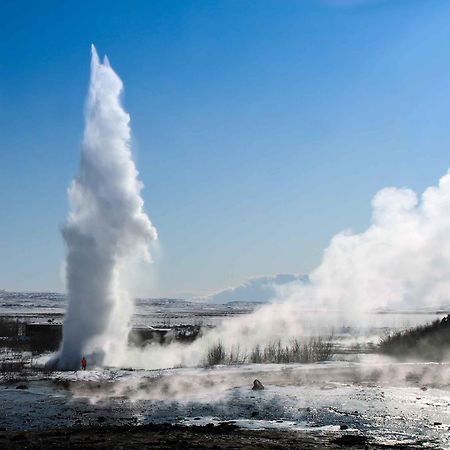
[0,422,430,449]
[0,360,448,449]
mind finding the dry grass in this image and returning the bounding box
[205,337,334,366]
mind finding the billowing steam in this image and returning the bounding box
[54,46,157,369]
[130,170,450,369]
[282,176,450,312]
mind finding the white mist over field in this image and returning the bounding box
[130,171,450,369]
[53,46,157,370]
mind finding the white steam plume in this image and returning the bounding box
[130,170,450,369]
[55,46,157,370]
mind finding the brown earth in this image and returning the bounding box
[0,423,432,449]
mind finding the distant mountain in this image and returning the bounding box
[135,298,192,307]
[194,273,309,304]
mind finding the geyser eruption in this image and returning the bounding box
[55,46,157,369]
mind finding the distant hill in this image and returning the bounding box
[379,314,450,361]
[194,273,309,304]
[135,298,192,307]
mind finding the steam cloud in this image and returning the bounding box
[54,46,157,369]
[131,170,450,369]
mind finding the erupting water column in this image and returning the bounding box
[55,46,157,369]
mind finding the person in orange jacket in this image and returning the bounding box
[81,356,87,371]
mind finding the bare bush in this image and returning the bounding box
[250,344,263,363]
[229,345,247,364]
[206,341,227,366]
[205,337,334,367]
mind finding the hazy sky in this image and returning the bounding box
[2,0,450,297]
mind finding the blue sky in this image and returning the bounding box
[1,0,450,296]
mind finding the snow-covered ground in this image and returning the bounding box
[0,291,257,327]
